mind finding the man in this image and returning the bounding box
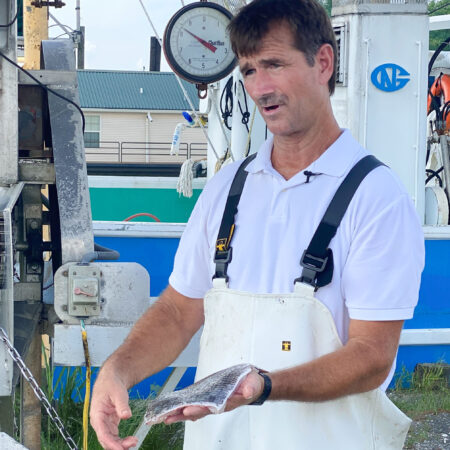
[90,1,424,449]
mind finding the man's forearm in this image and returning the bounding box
[269,319,404,402]
[101,286,204,389]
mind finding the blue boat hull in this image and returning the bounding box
[93,235,449,392]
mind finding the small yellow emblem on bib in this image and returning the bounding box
[282,341,291,351]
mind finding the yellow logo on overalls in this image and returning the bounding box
[216,239,228,252]
[282,341,291,351]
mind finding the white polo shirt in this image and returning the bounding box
[169,129,424,386]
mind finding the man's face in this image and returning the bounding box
[239,24,327,139]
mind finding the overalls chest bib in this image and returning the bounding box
[184,155,411,450]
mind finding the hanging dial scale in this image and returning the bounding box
[163,1,236,97]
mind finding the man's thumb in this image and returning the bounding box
[114,391,132,419]
[243,383,258,400]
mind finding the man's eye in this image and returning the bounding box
[243,69,255,77]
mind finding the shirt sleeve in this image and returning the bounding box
[342,193,425,320]
[169,192,214,299]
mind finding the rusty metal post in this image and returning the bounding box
[23,0,48,70]
[20,328,42,450]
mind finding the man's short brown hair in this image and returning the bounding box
[228,0,337,95]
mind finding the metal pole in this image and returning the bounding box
[0,0,18,185]
[76,0,80,32]
[21,328,42,450]
[77,26,85,69]
[20,326,42,450]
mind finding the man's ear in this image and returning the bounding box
[315,43,334,87]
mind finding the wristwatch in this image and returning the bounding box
[249,370,272,406]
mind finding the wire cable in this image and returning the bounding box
[244,104,257,157]
[0,9,18,28]
[426,167,444,186]
[428,37,450,76]
[48,23,75,31]
[220,77,234,130]
[0,49,86,133]
[236,79,252,155]
[210,84,232,151]
[428,2,450,15]
[137,0,221,160]
[123,212,161,222]
[80,320,91,450]
[52,32,70,39]
[237,80,250,132]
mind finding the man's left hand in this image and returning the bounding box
[163,369,265,424]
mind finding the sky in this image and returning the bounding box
[48,0,198,72]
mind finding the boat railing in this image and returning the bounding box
[85,141,207,164]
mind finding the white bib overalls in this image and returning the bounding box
[184,155,411,449]
[184,280,411,450]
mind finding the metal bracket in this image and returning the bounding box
[31,0,65,8]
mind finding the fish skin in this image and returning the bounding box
[144,363,254,426]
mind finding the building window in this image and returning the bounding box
[84,115,100,148]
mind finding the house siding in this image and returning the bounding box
[84,110,207,164]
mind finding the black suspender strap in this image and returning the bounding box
[213,153,257,281]
[297,155,385,288]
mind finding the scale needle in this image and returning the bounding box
[184,28,217,53]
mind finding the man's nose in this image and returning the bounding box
[246,71,275,100]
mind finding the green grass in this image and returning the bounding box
[388,364,450,449]
[39,392,184,450]
[11,340,185,449]
[37,363,184,450]
[389,364,450,419]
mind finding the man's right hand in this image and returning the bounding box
[89,286,204,449]
[90,367,138,450]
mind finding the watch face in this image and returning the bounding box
[164,2,237,84]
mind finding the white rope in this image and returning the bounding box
[173,77,221,160]
[138,0,160,40]
[177,159,194,198]
[209,84,233,159]
[138,0,221,161]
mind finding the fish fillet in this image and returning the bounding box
[144,363,253,425]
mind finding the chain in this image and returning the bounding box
[0,327,79,450]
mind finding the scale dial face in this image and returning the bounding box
[163,2,237,84]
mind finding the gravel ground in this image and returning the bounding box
[405,412,450,449]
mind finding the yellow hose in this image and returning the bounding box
[80,320,91,450]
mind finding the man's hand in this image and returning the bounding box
[164,369,265,425]
[90,367,138,450]
[89,286,203,447]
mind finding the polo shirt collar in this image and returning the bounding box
[246,129,360,179]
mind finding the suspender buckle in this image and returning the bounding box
[300,250,329,273]
[296,250,330,287]
[214,248,233,264]
[213,248,233,281]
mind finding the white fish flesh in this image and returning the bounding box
[144,363,253,425]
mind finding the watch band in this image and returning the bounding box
[249,371,272,406]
